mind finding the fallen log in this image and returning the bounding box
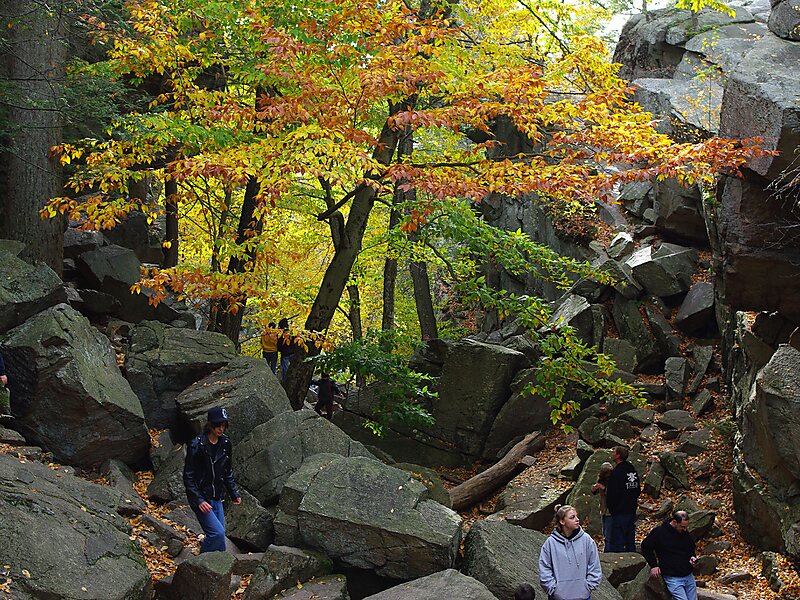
[449,431,544,512]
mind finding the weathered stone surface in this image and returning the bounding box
[693,555,719,575]
[461,520,544,599]
[619,408,655,428]
[226,489,275,552]
[634,77,722,139]
[608,233,635,261]
[660,452,691,489]
[482,368,553,460]
[644,462,665,499]
[236,410,373,505]
[434,339,527,458]
[676,283,716,335]
[658,410,697,431]
[364,570,497,600]
[489,483,570,530]
[692,390,714,417]
[76,244,181,323]
[568,449,647,537]
[0,304,149,467]
[769,0,800,39]
[394,463,452,508]
[678,429,711,456]
[276,455,462,579]
[243,545,333,600]
[0,246,66,335]
[715,174,800,319]
[675,497,717,541]
[604,338,639,373]
[549,294,595,345]
[720,32,800,178]
[166,552,235,600]
[600,552,648,587]
[147,434,187,504]
[739,344,800,493]
[617,565,671,600]
[0,454,151,600]
[125,320,236,429]
[102,211,163,264]
[612,296,662,373]
[273,575,349,600]
[625,244,697,298]
[665,357,690,403]
[64,228,104,259]
[653,180,709,244]
[175,356,291,445]
[645,306,682,362]
[102,459,147,516]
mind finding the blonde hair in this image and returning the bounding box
[554,504,577,533]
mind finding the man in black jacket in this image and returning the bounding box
[183,406,241,553]
[605,445,640,552]
[641,511,698,600]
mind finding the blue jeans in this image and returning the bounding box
[193,500,226,553]
[602,515,612,549]
[264,352,278,374]
[663,574,697,600]
[607,513,636,552]
[280,353,293,381]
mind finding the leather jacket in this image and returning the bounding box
[183,433,239,509]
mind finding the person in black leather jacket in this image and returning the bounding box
[183,406,241,553]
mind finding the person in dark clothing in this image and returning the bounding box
[277,318,294,382]
[641,511,697,600]
[0,352,7,387]
[313,373,342,420]
[183,406,241,553]
[605,445,640,552]
[0,352,9,416]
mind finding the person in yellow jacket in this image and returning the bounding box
[261,322,279,375]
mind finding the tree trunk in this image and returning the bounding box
[283,114,405,408]
[209,176,261,346]
[410,259,438,340]
[163,175,179,267]
[347,284,362,341]
[381,204,401,332]
[0,0,65,274]
[449,432,544,512]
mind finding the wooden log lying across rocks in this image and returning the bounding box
[449,431,544,512]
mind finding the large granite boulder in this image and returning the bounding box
[175,356,291,445]
[364,570,497,600]
[0,454,151,599]
[0,304,149,467]
[235,409,373,505]
[125,320,236,429]
[433,339,527,458]
[102,211,163,264]
[612,296,663,373]
[675,282,715,335]
[225,488,276,551]
[489,482,570,531]
[243,545,333,600]
[738,344,800,493]
[163,551,235,600]
[652,180,709,245]
[0,244,66,334]
[625,243,697,298]
[272,575,349,599]
[720,34,800,180]
[462,520,622,600]
[275,454,462,580]
[769,0,800,40]
[633,78,722,139]
[482,368,553,460]
[567,449,647,537]
[549,294,596,345]
[75,244,181,323]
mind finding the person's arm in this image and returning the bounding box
[640,529,661,577]
[537,541,557,596]
[224,439,241,503]
[183,440,207,510]
[586,539,602,590]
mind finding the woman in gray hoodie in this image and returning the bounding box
[538,504,602,600]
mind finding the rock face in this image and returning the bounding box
[125,320,236,429]
[165,552,235,600]
[175,356,291,445]
[0,244,66,334]
[275,454,462,580]
[364,570,498,600]
[243,545,333,600]
[235,410,374,505]
[0,304,149,467]
[0,454,151,599]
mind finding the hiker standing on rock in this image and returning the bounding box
[591,461,614,550]
[183,406,241,553]
[538,504,601,600]
[605,445,640,552]
[641,510,698,600]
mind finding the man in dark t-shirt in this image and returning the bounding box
[605,445,640,552]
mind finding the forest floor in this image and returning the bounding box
[442,389,800,600]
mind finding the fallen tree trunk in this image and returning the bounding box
[449,431,544,512]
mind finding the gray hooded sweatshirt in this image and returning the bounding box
[538,526,602,600]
